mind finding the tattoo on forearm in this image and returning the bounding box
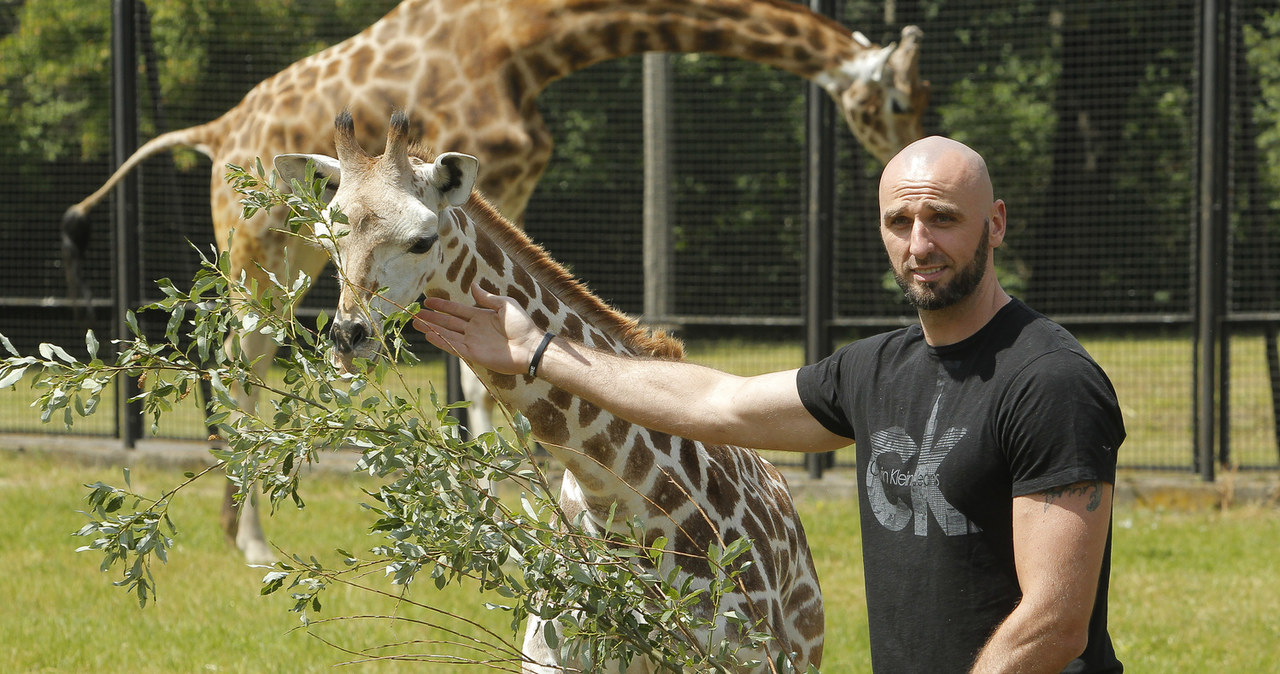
[1042,481,1104,512]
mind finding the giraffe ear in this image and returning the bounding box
[428,153,479,207]
[273,153,342,204]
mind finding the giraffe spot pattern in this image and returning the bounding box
[547,386,573,411]
[622,435,655,484]
[561,313,584,342]
[512,264,537,298]
[459,256,478,293]
[581,430,616,467]
[524,398,568,446]
[445,249,468,283]
[529,309,550,332]
[540,289,559,316]
[506,287,530,310]
[605,417,631,446]
[489,373,517,391]
[577,399,602,427]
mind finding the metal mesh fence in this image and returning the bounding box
[1229,0,1280,469]
[0,0,1276,472]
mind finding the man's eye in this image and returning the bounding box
[408,234,438,254]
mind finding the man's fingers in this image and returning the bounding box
[413,309,467,335]
[422,296,478,319]
[412,319,464,356]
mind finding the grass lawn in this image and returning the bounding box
[1,449,1277,672]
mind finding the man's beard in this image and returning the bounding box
[892,220,990,311]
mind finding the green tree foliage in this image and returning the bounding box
[1245,9,1280,214]
[0,0,395,169]
[0,0,112,165]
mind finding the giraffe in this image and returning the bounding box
[62,0,928,564]
[273,109,824,672]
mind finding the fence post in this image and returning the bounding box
[1267,326,1280,465]
[1194,0,1229,481]
[112,0,143,448]
[803,0,838,479]
[643,53,674,327]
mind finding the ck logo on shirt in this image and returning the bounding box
[866,388,981,536]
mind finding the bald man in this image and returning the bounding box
[415,136,1125,673]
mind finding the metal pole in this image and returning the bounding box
[643,53,674,327]
[804,0,838,479]
[112,0,142,448]
[1194,0,1228,481]
[1267,326,1280,465]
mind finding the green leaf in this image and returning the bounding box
[38,342,77,364]
[0,333,17,357]
[124,311,140,336]
[0,366,27,389]
[543,620,559,650]
[85,330,99,359]
[166,306,184,343]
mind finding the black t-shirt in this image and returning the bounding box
[797,299,1125,673]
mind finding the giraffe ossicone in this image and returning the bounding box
[274,110,825,672]
[63,0,926,563]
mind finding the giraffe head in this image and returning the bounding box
[274,111,478,372]
[827,25,930,163]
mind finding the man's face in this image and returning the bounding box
[888,218,989,310]
[878,148,1001,312]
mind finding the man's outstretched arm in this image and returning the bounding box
[413,283,851,453]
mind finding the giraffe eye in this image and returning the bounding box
[408,234,438,255]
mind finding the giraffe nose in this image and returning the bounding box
[330,319,367,354]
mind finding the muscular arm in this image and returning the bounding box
[970,480,1113,673]
[414,284,851,453]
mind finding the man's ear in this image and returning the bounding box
[273,153,342,204]
[989,199,1008,248]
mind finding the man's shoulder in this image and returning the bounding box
[1000,300,1095,361]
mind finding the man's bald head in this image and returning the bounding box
[879,136,994,208]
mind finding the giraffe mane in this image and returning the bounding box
[751,0,869,39]
[454,185,686,362]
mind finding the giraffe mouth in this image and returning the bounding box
[329,317,383,373]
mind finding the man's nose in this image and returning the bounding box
[908,221,935,257]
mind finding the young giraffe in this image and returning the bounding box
[275,111,824,671]
[63,0,927,563]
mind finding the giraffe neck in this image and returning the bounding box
[402,179,825,670]
[428,196,687,515]
[495,0,869,101]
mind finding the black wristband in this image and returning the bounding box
[527,332,555,378]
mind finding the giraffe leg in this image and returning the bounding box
[221,326,279,565]
[234,488,273,565]
[460,364,493,437]
[219,480,239,546]
[519,614,560,673]
[459,364,501,496]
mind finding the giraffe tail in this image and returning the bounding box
[59,124,218,319]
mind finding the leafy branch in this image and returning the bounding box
[0,160,808,672]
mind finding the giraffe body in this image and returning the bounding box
[276,112,824,671]
[64,0,926,562]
